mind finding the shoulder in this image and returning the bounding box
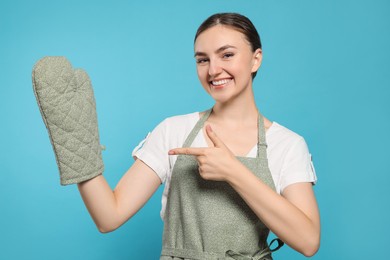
[147,111,200,147]
[132,111,200,178]
[157,112,199,135]
[266,122,312,169]
[267,122,305,149]
[161,112,199,127]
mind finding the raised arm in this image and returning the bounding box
[78,159,161,233]
[32,56,161,233]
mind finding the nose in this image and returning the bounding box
[208,59,222,77]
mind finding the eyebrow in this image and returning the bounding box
[194,44,237,57]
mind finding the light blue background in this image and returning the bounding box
[1,0,389,259]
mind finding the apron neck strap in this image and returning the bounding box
[257,112,268,158]
[182,109,212,148]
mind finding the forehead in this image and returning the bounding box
[194,25,250,52]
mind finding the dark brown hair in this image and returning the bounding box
[194,13,262,79]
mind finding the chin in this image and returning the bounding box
[210,94,234,104]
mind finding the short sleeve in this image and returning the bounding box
[279,137,317,193]
[132,119,170,183]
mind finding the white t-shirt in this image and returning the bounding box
[132,112,317,220]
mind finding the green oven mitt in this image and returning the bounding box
[32,57,104,185]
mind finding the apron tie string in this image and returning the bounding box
[224,238,284,260]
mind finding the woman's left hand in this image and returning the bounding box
[168,125,242,181]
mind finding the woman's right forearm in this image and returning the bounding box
[77,160,162,233]
[78,175,121,233]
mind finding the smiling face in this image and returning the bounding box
[194,25,262,104]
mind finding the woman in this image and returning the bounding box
[34,12,320,259]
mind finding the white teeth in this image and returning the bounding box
[212,79,230,86]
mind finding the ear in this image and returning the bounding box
[251,48,263,73]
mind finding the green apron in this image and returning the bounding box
[161,109,283,260]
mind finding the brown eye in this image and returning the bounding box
[222,53,234,59]
[196,58,209,64]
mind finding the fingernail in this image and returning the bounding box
[168,150,175,155]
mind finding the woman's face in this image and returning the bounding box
[194,25,262,104]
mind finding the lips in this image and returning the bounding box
[210,78,232,89]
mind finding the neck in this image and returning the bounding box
[211,91,259,124]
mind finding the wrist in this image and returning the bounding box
[225,159,250,186]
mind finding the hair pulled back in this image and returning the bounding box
[195,13,262,79]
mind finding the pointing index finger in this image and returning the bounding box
[168,147,206,156]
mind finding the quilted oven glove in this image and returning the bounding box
[32,56,104,185]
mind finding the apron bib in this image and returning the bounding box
[161,109,283,260]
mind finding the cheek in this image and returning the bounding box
[196,68,211,92]
[235,59,254,79]
[196,67,202,79]
[196,66,208,81]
